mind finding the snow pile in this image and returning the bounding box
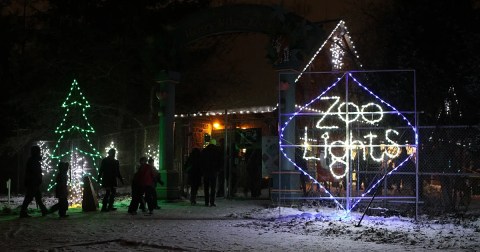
[235,204,480,250]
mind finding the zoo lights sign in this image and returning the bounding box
[303,96,402,179]
[279,72,417,211]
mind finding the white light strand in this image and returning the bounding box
[104,141,117,157]
[69,150,90,206]
[295,20,363,83]
[330,36,345,70]
[279,72,417,212]
[38,141,52,176]
[295,21,343,83]
[146,144,159,170]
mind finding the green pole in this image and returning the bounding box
[156,71,180,201]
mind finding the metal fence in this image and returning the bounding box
[18,122,480,216]
[417,126,480,215]
[21,125,164,196]
[274,70,480,217]
[293,125,480,216]
[90,123,480,217]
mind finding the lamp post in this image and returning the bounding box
[156,71,180,201]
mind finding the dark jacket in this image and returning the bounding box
[24,155,43,188]
[98,156,122,187]
[185,148,202,185]
[55,162,69,199]
[200,144,222,177]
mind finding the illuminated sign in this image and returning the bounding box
[279,72,417,212]
[302,97,402,179]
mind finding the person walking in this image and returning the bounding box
[98,148,124,212]
[201,139,222,207]
[49,162,70,218]
[19,145,48,218]
[185,148,202,205]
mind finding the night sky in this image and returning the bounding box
[1,0,480,191]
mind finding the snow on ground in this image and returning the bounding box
[0,191,479,252]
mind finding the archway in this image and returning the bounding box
[156,4,327,201]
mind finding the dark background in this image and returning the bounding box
[1,0,480,193]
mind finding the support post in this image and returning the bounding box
[271,68,302,204]
[156,71,181,201]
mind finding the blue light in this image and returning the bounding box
[279,72,417,213]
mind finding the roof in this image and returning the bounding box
[177,20,362,118]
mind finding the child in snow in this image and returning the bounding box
[49,162,69,218]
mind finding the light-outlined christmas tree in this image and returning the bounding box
[48,79,103,205]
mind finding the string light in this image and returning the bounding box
[330,36,345,70]
[295,20,363,83]
[104,141,117,156]
[174,105,277,118]
[436,85,463,119]
[280,72,417,212]
[68,150,90,206]
[146,144,159,170]
[38,141,52,176]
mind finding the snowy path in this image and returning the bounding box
[0,197,479,251]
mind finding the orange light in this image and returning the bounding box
[213,122,221,129]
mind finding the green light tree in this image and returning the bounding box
[48,79,102,205]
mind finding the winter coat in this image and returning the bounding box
[200,144,222,177]
[55,169,68,199]
[24,156,43,188]
[98,156,122,187]
[134,164,156,187]
[185,148,202,186]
